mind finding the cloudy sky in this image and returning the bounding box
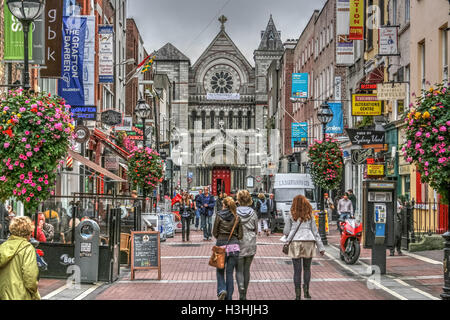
[127,0,327,65]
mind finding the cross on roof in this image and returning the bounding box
[218,15,227,30]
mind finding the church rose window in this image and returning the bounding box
[210,71,234,93]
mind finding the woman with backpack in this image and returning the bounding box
[212,197,243,300]
[255,193,270,236]
[180,192,194,242]
[283,195,325,300]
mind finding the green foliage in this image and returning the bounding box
[0,89,75,212]
[401,82,450,204]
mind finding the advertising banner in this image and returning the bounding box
[99,25,114,83]
[3,1,33,61]
[378,26,399,56]
[41,0,63,77]
[32,13,45,65]
[291,122,308,148]
[367,165,385,176]
[336,0,354,65]
[326,103,344,134]
[352,94,382,116]
[58,16,87,107]
[292,73,308,99]
[349,0,364,40]
[83,16,96,106]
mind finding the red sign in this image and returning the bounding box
[367,158,375,164]
[360,83,378,90]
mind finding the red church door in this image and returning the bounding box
[212,167,231,196]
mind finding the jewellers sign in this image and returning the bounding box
[346,129,385,146]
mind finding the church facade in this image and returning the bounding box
[154,15,284,194]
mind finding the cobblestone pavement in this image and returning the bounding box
[38,221,445,300]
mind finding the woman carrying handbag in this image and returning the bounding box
[180,192,194,242]
[212,197,243,300]
[283,195,325,300]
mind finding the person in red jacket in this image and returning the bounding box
[32,214,46,243]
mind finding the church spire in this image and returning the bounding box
[257,14,283,51]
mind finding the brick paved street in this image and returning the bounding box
[38,223,445,300]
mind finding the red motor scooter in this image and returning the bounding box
[339,218,362,265]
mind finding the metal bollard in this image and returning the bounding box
[318,211,328,245]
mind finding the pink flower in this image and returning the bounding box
[432,128,439,133]
[25,131,30,135]
[44,180,49,185]
[415,143,422,150]
[439,136,445,141]
[20,163,25,168]
[440,126,447,132]
[425,161,429,167]
[34,147,39,152]
[37,186,42,191]
[26,197,31,202]
[407,157,413,163]
[425,132,431,138]
[438,158,447,164]
[19,174,25,180]
[4,143,10,148]
[415,132,422,137]
[21,138,27,143]
[26,151,33,157]
[446,121,450,126]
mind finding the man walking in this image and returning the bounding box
[337,193,353,233]
[199,187,216,241]
[268,194,276,232]
[194,189,203,231]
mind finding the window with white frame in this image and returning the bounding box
[330,67,334,97]
[442,27,448,83]
[419,41,426,92]
[405,0,410,23]
[392,0,397,26]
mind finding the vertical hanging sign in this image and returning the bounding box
[349,0,364,40]
[3,2,33,61]
[83,16,96,106]
[98,25,115,83]
[41,0,63,77]
[58,16,87,106]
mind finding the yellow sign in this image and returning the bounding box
[367,165,385,176]
[352,94,382,116]
[349,0,364,40]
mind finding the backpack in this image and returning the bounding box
[259,200,268,214]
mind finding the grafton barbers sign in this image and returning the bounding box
[346,129,385,146]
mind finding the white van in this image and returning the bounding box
[272,174,317,231]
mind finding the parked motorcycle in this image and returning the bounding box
[339,218,362,265]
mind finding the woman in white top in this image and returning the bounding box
[283,195,325,300]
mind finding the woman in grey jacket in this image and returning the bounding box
[235,190,258,300]
[283,195,325,300]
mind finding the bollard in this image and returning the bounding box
[318,211,328,245]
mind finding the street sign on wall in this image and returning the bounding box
[70,106,97,120]
[292,122,308,148]
[352,94,382,116]
[98,25,114,83]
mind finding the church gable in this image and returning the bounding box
[256,14,284,52]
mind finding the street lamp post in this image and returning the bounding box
[7,0,46,91]
[316,101,334,245]
[135,98,151,215]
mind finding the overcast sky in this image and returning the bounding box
[127,0,327,65]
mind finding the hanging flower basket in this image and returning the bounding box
[308,137,344,191]
[401,82,450,204]
[0,89,75,212]
[127,146,164,194]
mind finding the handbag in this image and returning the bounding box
[209,217,239,269]
[282,219,303,255]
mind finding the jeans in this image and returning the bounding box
[258,219,269,233]
[181,216,191,241]
[292,258,312,288]
[216,252,239,300]
[194,209,201,228]
[338,212,351,232]
[236,255,254,297]
[201,214,212,239]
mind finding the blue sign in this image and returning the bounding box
[292,73,309,99]
[70,106,97,120]
[292,122,308,148]
[326,103,344,134]
[58,16,87,107]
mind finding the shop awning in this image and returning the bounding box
[119,162,128,171]
[68,150,127,182]
[92,128,130,160]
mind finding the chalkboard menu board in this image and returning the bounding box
[130,231,161,280]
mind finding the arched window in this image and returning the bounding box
[211,111,215,129]
[201,110,206,130]
[190,110,197,130]
[228,111,233,129]
[219,111,225,128]
[247,111,252,129]
[238,111,243,128]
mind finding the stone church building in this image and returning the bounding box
[154,15,284,194]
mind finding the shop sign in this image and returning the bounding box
[367,164,385,176]
[399,165,410,175]
[349,0,364,40]
[346,129,385,145]
[352,94,382,116]
[74,126,90,144]
[378,26,399,56]
[377,83,406,101]
[101,110,122,126]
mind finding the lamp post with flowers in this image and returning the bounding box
[7,0,46,91]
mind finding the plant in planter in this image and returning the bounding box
[0,89,75,213]
[401,82,450,204]
[127,146,164,195]
[308,137,344,191]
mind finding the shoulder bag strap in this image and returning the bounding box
[226,217,239,246]
[287,219,302,246]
